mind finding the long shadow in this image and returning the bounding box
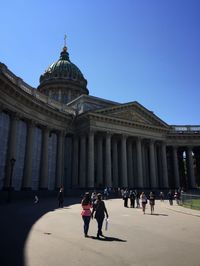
[0,196,80,266]
[91,236,127,242]
[146,213,168,216]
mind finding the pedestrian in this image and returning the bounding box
[57,187,64,208]
[34,195,39,204]
[168,190,173,205]
[140,192,147,214]
[123,188,129,207]
[149,191,155,214]
[103,187,109,200]
[135,190,140,208]
[91,193,109,238]
[91,190,97,204]
[174,190,180,205]
[159,191,164,202]
[129,190,136,208]
[81,192,92,237]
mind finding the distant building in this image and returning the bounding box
[0,43,199,195]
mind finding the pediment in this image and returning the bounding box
[94,101,169,128]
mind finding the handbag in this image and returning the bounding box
[105,218,109,231]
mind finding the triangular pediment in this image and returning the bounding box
[94,101,169,128]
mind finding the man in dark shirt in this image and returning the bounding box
[92,193,109,238]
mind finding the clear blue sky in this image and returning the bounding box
[1,0,200,125]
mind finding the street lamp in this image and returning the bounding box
[7,158,16,203]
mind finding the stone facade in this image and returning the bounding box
[0,47,200,195]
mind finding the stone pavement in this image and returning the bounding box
[0,197,200,266]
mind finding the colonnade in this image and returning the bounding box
[67,131,198,189]
[0,111,65,191]
[0,109,199,191]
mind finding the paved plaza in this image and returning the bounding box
[0,197,200,266]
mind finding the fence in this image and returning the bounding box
[180,193,200,210]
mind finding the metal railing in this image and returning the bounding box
[180,193,200,210]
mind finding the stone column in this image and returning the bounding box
[136,137,143,188]
[88,131,94,187]
[187,146,196,188]
[121,135,128,187]
[105,132,112,187]
[112,138,118,188]
[149,140,157,188]
[97,135,103,186]
[72,135,79,187]
[142,142,147,187]
[4,114,18,188]
[22,120,35,189]
[79,134,86,188]
[40,126,49,189]
[56,131,65,189]
[127,139,133,188]
[58,89,62,102]
[172,146,180,188]
[161,142,169,188]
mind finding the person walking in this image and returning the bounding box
[149,191,155,214]
[135,190,140,208]
[140,192,147,214]
[57,187,64,208]
[129,190,136,208]
[159,191,164,202]
[123,188,129,207]
[81,192,92,237]
[91,190,97,204]
[91,193,109,239]
[168,190,174,205]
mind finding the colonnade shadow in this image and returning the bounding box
[0,196,80,266]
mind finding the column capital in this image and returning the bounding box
[56,129,66,138]
[88,130,95,136]
[79,132,87,138]
[121,134,128,140]
[161,140,167,146]
[10,111,21,121]
[106,131,112,138]
[149,139,155,144]
[136,136,142,141]
[172,145,178,148]
[26,119,37,127]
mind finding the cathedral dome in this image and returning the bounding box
[39,47,87,88]
[38,45,89,104]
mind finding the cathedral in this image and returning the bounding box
[0,43,200,196]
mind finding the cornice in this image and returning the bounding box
[0,64,75,116]
[94,101,169,128]
[80,112,169,133]
[0,74,74,125]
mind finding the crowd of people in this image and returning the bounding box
[79,187,184,238]
[37,186,184,238]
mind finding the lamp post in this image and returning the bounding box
[7,158,16,203]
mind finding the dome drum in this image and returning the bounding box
[38,46,89,104]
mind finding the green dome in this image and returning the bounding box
[39,47,87,87]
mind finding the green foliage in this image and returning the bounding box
[183,199,200,210]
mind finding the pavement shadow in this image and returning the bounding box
[146,213,168,216]
[91,236,127,242]
[0,197,80,266]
